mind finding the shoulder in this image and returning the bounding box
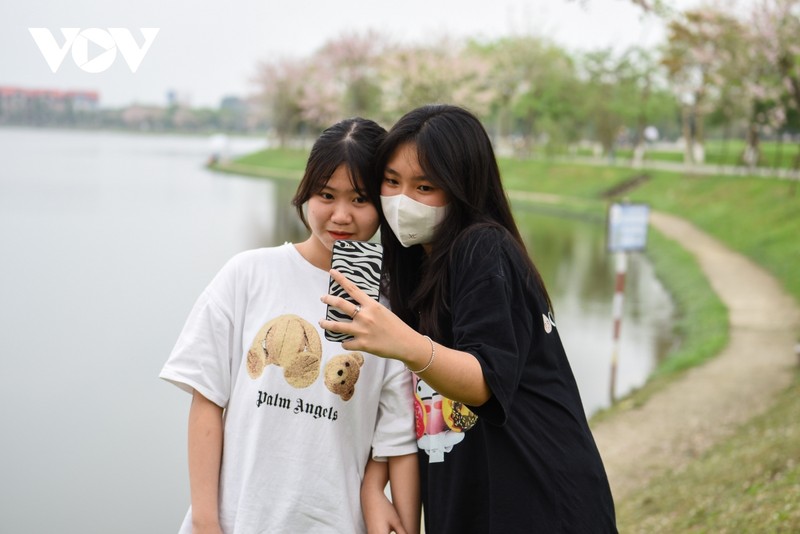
[229,244,289,265]
[221,244,292,273]
[208,244,294,293]
[450,224,522,275]
[448,224,547,307]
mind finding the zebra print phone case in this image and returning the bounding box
[325,240,383,342]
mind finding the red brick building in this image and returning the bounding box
[0,86,99,124]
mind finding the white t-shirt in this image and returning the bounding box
[160,244,415,534]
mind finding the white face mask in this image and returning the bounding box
[381,194,448,247]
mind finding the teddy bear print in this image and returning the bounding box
[324,352,364,401]
[246,314,322,388]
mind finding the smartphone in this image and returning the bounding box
[325,240,383,342]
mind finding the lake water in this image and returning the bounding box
[0,127,674,532]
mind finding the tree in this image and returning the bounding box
[301,31,386,130]
[471,36,582,156]
[574,46,677,162]
[662,8,744,164]
[750,0,800,168]
[614,46,676,165]
[579,48,644,158]
[253,57,308,146]
[377,37,494,124]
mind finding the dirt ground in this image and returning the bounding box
[591,211,800,502]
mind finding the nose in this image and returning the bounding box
[330,201,353,225]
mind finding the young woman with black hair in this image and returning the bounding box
[322,105,617,533]
[161,117,419,534]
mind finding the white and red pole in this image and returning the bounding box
[609,251,627,404]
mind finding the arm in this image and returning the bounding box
[388,453,420,534]
[361,457,406,534]
[381,329,491,407]
[188,389,225,534]
[320,269,491,406]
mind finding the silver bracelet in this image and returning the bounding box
[406,335,436,374]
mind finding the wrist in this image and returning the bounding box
[191,510,220,529]
[362,482,387,497]
[405,334,436,374]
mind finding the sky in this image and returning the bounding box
[0,0,743,108]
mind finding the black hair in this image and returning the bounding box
[292,117,386,229]
[374,104,551,338]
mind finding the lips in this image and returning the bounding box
[328,231,353,241]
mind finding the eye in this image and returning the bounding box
[354,195,370,204]
[383,177,399,186]
[318,191,334,200]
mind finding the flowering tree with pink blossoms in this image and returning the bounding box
[249,1,800,167]
[376,37,494,124]
[253,56,309,146]
[662,8,744,164]
[301,31,387,130]
[750,0,800,168]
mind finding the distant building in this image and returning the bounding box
[218,95,249,131]
[0,86,267,133]
[220,95,246,112]
[0,86,99,125]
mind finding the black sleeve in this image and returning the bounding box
[448,229,535,425]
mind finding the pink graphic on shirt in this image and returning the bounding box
[413,374,477,463]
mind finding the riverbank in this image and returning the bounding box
[502,167,800,530]
[498,177,800,530]
[592,211,800,530]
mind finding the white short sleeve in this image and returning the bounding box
[160,282,235,408]
[371,361,416,459]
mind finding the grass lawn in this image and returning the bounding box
[615,370,800,532]
[627,170,800,303]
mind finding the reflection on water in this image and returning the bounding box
[517,208,675,414]
[0,128,674,532]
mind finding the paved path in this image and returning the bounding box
[591,211,800,501]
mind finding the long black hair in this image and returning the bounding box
[373,104,551,338]
[292,117,386,228]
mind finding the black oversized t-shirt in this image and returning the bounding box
[415,226,617,533]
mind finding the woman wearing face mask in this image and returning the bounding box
[322,105,617,533]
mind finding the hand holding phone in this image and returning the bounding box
[325,240,383,342]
